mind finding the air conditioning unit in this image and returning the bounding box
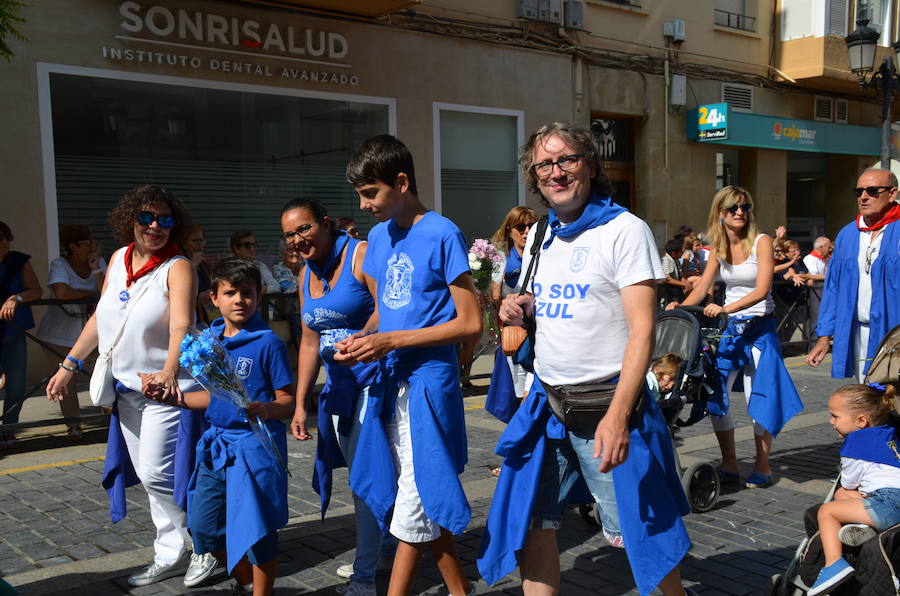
[538,0,562,23]
[564,0,584,30]
[517,0,538,20]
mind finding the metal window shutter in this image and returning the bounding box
[834,98,849,123]
[814,96,834,121]
[54,155,369,264]
[827,0,849,36]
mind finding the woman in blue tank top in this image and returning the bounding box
[280,198,388,594]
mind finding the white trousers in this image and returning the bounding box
[854,322,871,383]
[709,345,766,436]
[385,385,441,543]
[117,392,189,566]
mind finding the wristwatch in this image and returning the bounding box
[14,294,23,303]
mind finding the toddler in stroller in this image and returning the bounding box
[805,383,900,595]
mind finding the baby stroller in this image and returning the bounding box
[765,327,900,596]
[653,305,729,513]
[579,306,728,528]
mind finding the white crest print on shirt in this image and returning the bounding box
[383,252,414,309]
[236,356,253,379]
[570,247,590,272]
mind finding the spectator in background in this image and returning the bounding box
[271,240,303,294]
[336,216,361,239]
[229,230,280,295]
[802,236,832,283]
[183,224,213,325]
[681,234,704,285]
[661,238,691,299]
[36,224,106,440]
[0,221,42,448]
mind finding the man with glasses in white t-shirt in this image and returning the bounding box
[807,168,900,381]
[477,123,695,596]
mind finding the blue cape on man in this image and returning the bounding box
[476,378,691,596]
[816,220,900,378]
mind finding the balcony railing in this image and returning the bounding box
[714,9,756,32]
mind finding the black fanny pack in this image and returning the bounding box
[544,382,644,432]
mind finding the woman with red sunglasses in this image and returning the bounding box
[668,185,802,491]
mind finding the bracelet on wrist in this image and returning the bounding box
[59,362,77,372]
[91,269,102,275]
[65,355,83,371]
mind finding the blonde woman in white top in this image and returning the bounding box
[668,186,803,490]
[45,185,210,587]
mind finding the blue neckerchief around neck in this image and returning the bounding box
[504,246,523,288]
[543,194,627,249]
[306,231,349,293]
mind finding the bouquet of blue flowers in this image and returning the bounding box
[179,327,290,475]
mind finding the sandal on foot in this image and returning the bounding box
[744,472,773,488]
[716,467,740,484]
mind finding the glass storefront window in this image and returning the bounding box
[49,73,389,261]
[437,108,521,244]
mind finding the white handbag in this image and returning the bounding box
[88,264,165,407]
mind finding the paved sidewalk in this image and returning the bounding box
[0,354,845,595]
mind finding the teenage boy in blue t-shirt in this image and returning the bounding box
[336,135,482,596]
[182,258,294,596]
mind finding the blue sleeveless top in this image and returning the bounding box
[301,237,375,365]
[302,237,379,515]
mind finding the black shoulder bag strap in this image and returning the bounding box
[518,215,549,318]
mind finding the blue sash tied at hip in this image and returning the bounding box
[349,352,470,536]
[477,377,691,596]
[711,316,803,437]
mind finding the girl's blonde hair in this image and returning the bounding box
[706,185,759,260]
[836,383,899,426]
[492,206,539,253]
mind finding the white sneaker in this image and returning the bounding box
[128,556,189,586]
[335,581,376,595]
[184,552,220,587]
[336,563,354,579]
[839,523,877,547]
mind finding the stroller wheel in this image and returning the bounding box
[681,462,721,513]
[764,574,783,596]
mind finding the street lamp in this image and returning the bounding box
[845,19,900,167]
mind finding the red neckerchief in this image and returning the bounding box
[809,250,827,261]
[124,242,181,287]
[857,202,900,232]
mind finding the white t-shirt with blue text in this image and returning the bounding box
[520,212,663,386]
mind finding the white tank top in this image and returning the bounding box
[717,233,774,318]
[95,249,197,393]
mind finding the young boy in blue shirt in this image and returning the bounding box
[182,258,294,595]
[336,135,482,596]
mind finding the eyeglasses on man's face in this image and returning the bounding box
[531,154,584,178]
[281,223,314,241]
[238,241,258,249]
[852,186,895,198]
[136,211,175,229]
[726,203,752,215]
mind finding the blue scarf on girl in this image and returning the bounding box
[542,193,626,249]
[504,246,523,289]
[306,231,349,293]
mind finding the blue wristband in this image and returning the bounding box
[65,355,83,371]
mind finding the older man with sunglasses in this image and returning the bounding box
[807,168,900,381]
